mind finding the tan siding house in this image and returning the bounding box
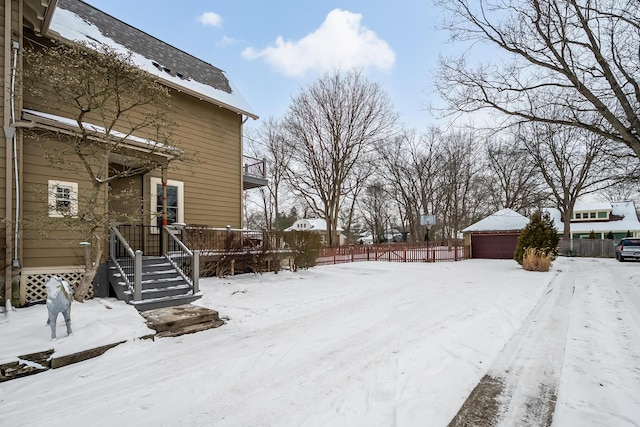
[1,0,262,305]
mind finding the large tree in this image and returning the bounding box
[244,118,292,230]
[485,137,549,215]
[283,70,397,246]
[23,42,184,301]
[435,0,640,158]
[519,120,622,238]
[377,129,441,243]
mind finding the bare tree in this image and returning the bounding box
[23,42,184,301]
[283,70,397,245]
[245,118,292,230]
[357,182,387,243]
[377,130,440,243]
[485,137,549,214]
[435,0,640,158]
[519,121,622,238]
[434,130,486,244]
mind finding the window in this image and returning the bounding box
[590,212,596,219]
[598,211,607,219]
[150,177,184,230]
[48,180,78,217]
[575,213,582,219]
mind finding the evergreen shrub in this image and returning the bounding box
[514,210,559,266]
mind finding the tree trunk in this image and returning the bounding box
[75,245,102,302]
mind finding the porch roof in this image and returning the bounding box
[22,109,178,160]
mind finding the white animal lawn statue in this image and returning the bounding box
[45,276,73,339]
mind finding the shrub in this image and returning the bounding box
[522,248,553,272]
[283,231,322,271]
[514,210,559,265]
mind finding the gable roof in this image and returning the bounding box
[543,201,640,233]
[462,208,529,233]
[47,0,257,119]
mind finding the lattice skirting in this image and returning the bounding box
[20,267,93,305]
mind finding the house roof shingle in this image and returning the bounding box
[48,0,257,119]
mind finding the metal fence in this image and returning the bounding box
[316,243,469,266]
[558,239,617,258]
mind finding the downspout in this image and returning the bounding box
[240,115,248,228]
[3,0,13,305]
[10,40,20,268]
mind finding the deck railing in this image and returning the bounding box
[164,225,200,294]
[109,226,142,301]
[243,155,266,180]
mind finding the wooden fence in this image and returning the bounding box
[316,243,469,266]
[558,239,617,258]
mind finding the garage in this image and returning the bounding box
[462,209,530,259]
[470,232,521,259]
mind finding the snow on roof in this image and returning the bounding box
[543,201,640,233]
[48,0,257,119]
[573,202,613,212]
[285,218,344,232]
[22,109,177,157]
[462,208,529,233]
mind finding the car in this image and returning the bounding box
[615,237,640,262]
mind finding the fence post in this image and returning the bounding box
[134,250,142,301]
[193,250,200,294]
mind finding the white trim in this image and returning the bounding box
[48,180,78,218]
[150,177,184,225]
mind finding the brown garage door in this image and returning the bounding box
[471,234,519,259]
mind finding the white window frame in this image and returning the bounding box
[150,177,184,229]
[48,180,78,218]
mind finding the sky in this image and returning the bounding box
[80,0,448,132]
[2,258,639,425]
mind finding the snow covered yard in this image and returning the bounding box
[1,258,639,426]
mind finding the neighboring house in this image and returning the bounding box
[462,208,530,259]
[543,201,640,240]
[285,219,347,246]
[1,0,265,305]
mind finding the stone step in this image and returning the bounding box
[155,319,225,338]
[140,304,221,334]
[0,350,53,382]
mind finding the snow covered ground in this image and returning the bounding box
[1,258,639,426]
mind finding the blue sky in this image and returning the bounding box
[82,0,448,131]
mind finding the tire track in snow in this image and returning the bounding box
[450,265,574,426]
[553,259,640,426]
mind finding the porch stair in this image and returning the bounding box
[108,256,201,312]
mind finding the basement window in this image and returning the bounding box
[48,180,78,218]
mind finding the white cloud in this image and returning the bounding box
[198,12,222,28]
[242,9,395,77]
[217,35,237,47]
